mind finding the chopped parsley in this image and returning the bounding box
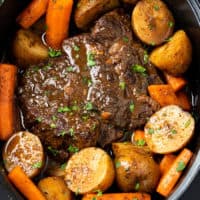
[115,160,121,168]
[96,190,103,196]
[171,129,177,134]
[119,81,126,90]
[32,161,42,169]
[150,42,155,46]
[123,36,129,43]
[132,64,147,75]
[52,115,57,121]
[68,145,79,153]
[184,119,191,128]
[60,162,67,170]
[85,102,93,111]
[148,128,155,134]
[176,161,186,172]
[48,48,62,58]
[82,76,92,87]
[82,115,89,121]
[69,128,74,137]
[59,130,67,137]
[135,182,140,191]
[168,21,174,28]
[71,105,79,111]
[87,51,96,67]
[154,4,160,11]
[143,50,149,64]
[36,117,42,123]
[92,198,97,200]
[58,106,71,113]
[73,44,80,51]
[50,123,56,129]
[66,66,74,72]
[130,102,135,113]
[136,139,146,146]
[48,146,59,156]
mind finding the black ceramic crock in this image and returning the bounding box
[0,0,200,199]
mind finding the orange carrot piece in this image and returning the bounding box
[101,111,112,120]
[164,73,187,92]
[156,148,193,197]
[134,130,145,142]
[8,166,46,200]
[82,193,151,200]
[176,91,191,111]
[160,154,176,175]
[148,84,179,107]
[17,0,49,29]
[0,64,17,140]
[46,0,73,49]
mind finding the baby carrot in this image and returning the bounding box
[46,0,73,49]
[160,154,176,175]
[156,148,193,197]
[17,0,49,29]
[8,166,46,200]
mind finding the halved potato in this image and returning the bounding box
[38,177,72,200]
[3,131,44,178]
[75,0,120,29]
[150,30,192,75]
[144,105,195,154]
[65,147,115,194]
[132,0,174,45]
[112,143,160,193]
[12,29,48,67]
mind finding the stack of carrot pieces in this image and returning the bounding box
[157,148,193,197]
[17,0,73,49]
[148,73,190,110]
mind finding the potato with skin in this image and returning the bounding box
[38,177,72,200]
[75,0,120,29]
[112,143,160,193]
[12,29,48,67]
[150,30,192,75]
[65,147,115,194]
[132,0,174,45]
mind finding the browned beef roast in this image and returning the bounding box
[18,9,162,161]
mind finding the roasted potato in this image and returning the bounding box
[132,0,174,45]
[112,143,160,193]
[65,147,115,194]
[3,131,45,178]
[38,177,72,200]
[75,0,120,29]
[12,29,48,67]
[150,30,192,75]
[144,105,195,154]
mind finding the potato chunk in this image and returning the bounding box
[150,30,192,75]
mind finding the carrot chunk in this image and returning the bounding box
[46,0,73,49]
[156,148,193,197]
[164,73,187,92]
[17,0,49,29]
[8,166,46,200]
[82,193,151,200]
[148,84,179,107]
[0,64,17,140]
[101,111,112,120]
[160,154,176,175]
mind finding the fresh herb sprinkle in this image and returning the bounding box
[176,161,186,172]
[87,51,96,67]
[48,48,62,57]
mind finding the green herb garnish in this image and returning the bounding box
[58,106,71,113]
[36,117,42,123]
[48,48,62,58]
[60,163,67,170]
[32,162,42,168]
[66,66,74,72]
[123,36,129,43]
[130,102,135,113]
[184,119,191,128]
[73,45,80,51]
[69,128,74,137]
[143,50,149,64]
[132,64,147,74]
[48,146,59,156]
[85,102,93,111]
[171,129,177,134]
[119,81,126,90]
[168,21,174,28]
[115,161,121,168]
[154,4,160,11]
[135,182,140,191]
[68,145,79,153]
[50,123,56,129]
[59,130,67,137]
[176,161,186,172]
[52,115,57,121]
[87,51,96,67]
[96,190,103,196]
[148,128,155,134]
[136,139,146,146]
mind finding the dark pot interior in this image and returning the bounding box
[0,0,200,199]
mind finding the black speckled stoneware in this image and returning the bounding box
[0,0,199,199]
